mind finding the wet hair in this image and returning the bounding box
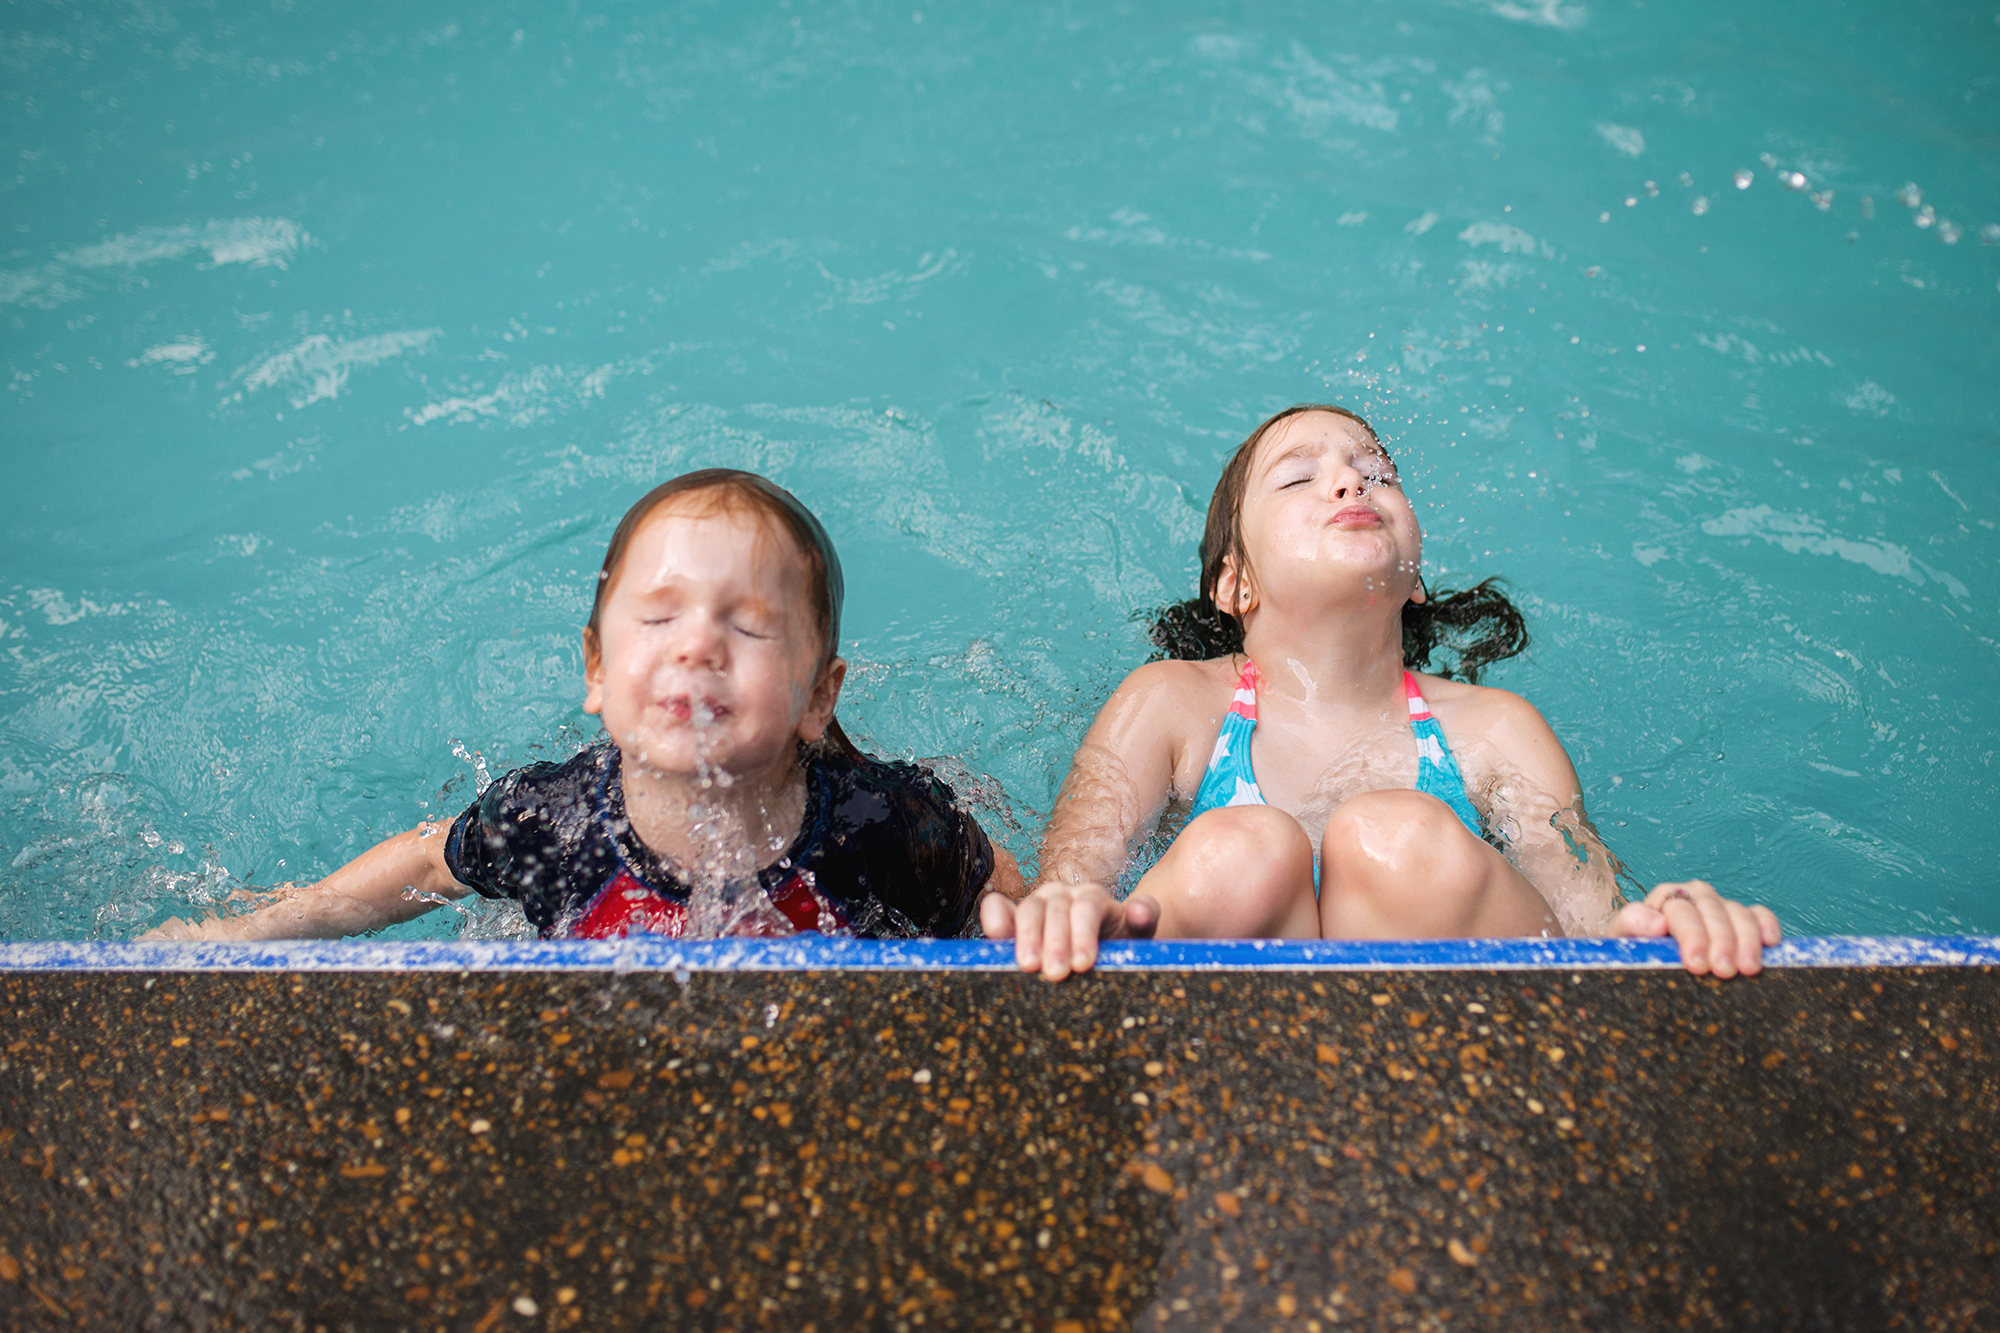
[1148,404,1530,683]
[588,468,861,755]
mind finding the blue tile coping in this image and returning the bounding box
[0,932,1995,971]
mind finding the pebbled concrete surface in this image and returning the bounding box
[1,966,1995,1331]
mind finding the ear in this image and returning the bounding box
[1409,571,1430,607]
[581,628,605,716]
[1213,554,1257,618]
[797,656,847,744]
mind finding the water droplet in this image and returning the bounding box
[1733,169,1753,190]
[1598,210,1611,222]
[1759,152,1780,169]
[1860,196,1875,219]
[1937,219,1961,245]
[1914,205,1936,229]
[513,1297,538,1316]
[1643,180,1659,197]
[1690,196,1710,216]
[1810,191,1834,212]
[1677,171,1693,188]
[1982,224,2000,246]
[1780,171,1808,192]
[1896,182,1923,209]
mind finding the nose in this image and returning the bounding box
[1326,456,1369,501]
[669,610,728,672]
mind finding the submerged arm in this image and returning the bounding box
[983,662,1190,978]
[141,823,470,942]
[1481,692,1780,976]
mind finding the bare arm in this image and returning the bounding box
[1474,689,1780,976]
[142,822,471,942]
[985,661,1198,978]
[1471,689,1620,935]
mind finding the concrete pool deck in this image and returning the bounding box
[1,936,1995,1330]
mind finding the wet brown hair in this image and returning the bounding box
[1149,404,1529,683]
[588,469,860,755]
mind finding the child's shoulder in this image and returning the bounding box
[471,742,612,819]
[1417,674,1554,741]
[1116,655,1241,704]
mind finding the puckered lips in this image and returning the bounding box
[1330,503,1383,529]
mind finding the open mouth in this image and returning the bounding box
[661,696,730,724]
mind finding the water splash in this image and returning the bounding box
[449,740,493,795]
[677,702,805,940]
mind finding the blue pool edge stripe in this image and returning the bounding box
[0,934,1995,973]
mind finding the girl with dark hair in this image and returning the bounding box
[983,405,1778,979]
[150,469,1022,942]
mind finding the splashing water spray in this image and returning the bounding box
[679,701,798,939]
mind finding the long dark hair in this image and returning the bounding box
[589,469,863,757]
[1148,404,1529,683]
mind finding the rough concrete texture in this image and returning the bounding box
[1,966,1994,1331]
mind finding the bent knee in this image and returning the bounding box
[1181,804,1314,879]
[1323,789,1485,883]
[1155,805,1316,935]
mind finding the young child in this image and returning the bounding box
[982,404,1781,980]
[148,469,1022,942]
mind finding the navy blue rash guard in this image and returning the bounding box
[443,743,995,940]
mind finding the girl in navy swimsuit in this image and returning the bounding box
[150,470,1021,942]
[983,404,1780,981]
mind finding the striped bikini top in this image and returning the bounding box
[1187,659,1483,838]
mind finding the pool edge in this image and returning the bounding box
[1,933,1995,972]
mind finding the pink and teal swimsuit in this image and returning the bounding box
[1187,660,1484,842]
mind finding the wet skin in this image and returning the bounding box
[983,411,1780,980]
[145,505,847,941]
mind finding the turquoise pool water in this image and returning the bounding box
[3,1,1995,941]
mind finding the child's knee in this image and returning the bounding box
[1322,789,1484,889]
[1183,805,1314,884]
[1159,806,1317,932]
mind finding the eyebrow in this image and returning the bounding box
[1261,440,1325,473]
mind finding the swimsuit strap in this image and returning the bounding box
[1187,662,1484,838]
[1403,671,1484,838]
[1189,659,1266,819]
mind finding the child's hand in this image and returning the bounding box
[980,882,1160,982]
[140,914,239,942]
[1611,880,1781,978]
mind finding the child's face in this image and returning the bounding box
[583,503,842,779]
[1225,411,1424,615]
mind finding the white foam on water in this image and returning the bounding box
[1457,221,1542,254]
[1487,0,1587,30]
[62,217,307,271]
[1595,123,1645,157]
[237,328,441,409]
[1701,506,1970,597]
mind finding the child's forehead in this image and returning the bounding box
[623,501,812,588]
[1256,412,1381,466]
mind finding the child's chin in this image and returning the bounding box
[616,733,725,776]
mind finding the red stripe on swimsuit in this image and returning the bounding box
[568,867,849,939]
